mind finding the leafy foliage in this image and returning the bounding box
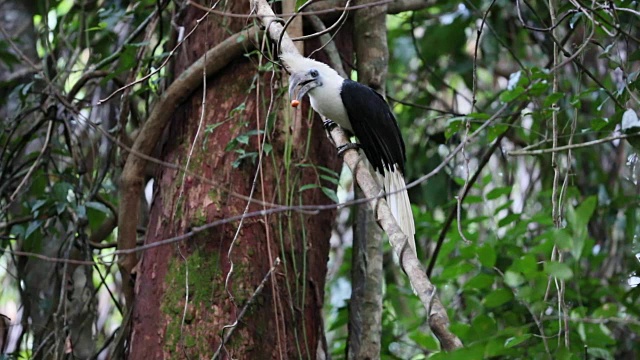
[325,1,640,358]
[1,0,640,358]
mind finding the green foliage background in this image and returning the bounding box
[0,0,639,359]
[326,1,640,359]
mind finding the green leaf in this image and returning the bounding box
[317,165,339,178]
[468,112,490,120]
[236,134,249,145]
[500,86,525,102]
[262,143,272,155]
[86,201,111,214]
[504,270,525,287]
[571,235,586,261]
[543,92,564,108]
[484,288,513,307]
[444,118,463,139]
[498,213,520,228]
[586,348,614,360]
[477,244,496,268]
[566,196,597,259]
[529,81,550,96]
[629,49,640,62]
[552,228,572,251]
[464,273,494,290]
[464,195,483,204]
[52,182,73,203]
[544,261,573,280]
[205,122,223,134]
[229,103,246,117]
[320,174,339,185]
[440,261,475,279]
[408,331,439,351]
[31,199,48,213]
[25,220,43,240]
[486,186,512,200]
[232,150,257,168]
[321,187,339,203]
[504,334,531,348]
[575,196,598,228]
[0,41,20,68]
[590,117,609,131]
[510,254,538,276]
[299,183,319,192]
[472,314,497,334]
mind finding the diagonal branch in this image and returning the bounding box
[251,0,462,351]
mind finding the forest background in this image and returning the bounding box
[0,0,639,359]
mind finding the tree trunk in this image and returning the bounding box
[348,1,389,358]
[129,3,341,358]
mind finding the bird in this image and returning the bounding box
[281,53,416,257]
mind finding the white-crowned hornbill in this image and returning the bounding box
[282,53,416,256]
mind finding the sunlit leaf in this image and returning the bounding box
[544,261,573,280]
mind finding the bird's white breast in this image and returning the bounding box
[309,79,353,132]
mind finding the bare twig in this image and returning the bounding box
[190,0,392,18]
[212,258,281,359]
[508,131,640,156]
[428,108,523,276]
[9,121,53,202]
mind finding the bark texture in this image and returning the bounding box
[129,2,341,358]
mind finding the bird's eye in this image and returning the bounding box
[309,69,319,77]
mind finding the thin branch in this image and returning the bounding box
[8,121,53,202]
[212,258,281,359]
[289,1,352,42]
[98,4,209,104]
[507,131,639,156]
[190,0,393,18]
[427,107,523,276]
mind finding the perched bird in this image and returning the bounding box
[282,53,416,256]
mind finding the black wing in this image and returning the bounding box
[340,79,406,174]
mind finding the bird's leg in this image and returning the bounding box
[336,142,361,157]
[322,119,338,147]
[321,118,360,156]
[322,119,338,131]
[261,17,285,31]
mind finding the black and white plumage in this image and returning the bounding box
[282,53,416,256]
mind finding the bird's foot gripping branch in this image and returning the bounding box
[322,119,338,131]
[336,143,360,157]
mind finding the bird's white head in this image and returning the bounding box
[280,53,344,103]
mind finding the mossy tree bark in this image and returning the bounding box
[128,3,344,358]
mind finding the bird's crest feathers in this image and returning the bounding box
[280,53,338,77]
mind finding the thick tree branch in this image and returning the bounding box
[251,0,462,351]
[117,27,259,305]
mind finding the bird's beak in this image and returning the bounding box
[289,72,321,102]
